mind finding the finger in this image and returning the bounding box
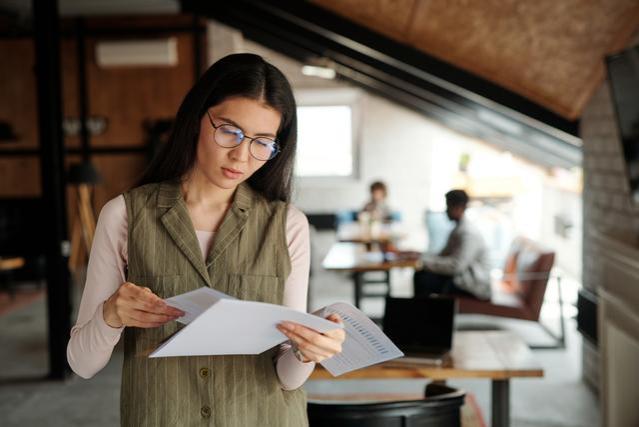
[165,304,186,317]
[119,310,167,328]
[129,288,184,317]
[326,313,344,325]
[284,331,332,360]
[136,299,184,317]
[135,286,165,304]
[279,325,340,356]
[280,322,343,351]
[127,309,176,326]
[323,327,346,341]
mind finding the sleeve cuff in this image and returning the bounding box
[282,345,316,367]
[94,301,125,344]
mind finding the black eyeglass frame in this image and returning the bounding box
[206,111,281,161]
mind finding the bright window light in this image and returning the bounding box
[296,106,353,177]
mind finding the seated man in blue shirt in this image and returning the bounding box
[414,190,492,300]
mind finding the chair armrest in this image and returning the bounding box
[498,271,553,282]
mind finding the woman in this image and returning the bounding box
[67,53,345,426]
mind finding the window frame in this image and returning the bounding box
[293,88,361,181]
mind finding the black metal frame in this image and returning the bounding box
[1,9,205,381]
[352,270,391,311]
[532,273,566,350]
[33,0,72,380]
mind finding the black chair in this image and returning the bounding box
[308,383,465,427]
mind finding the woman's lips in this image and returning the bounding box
[222,167,244,179]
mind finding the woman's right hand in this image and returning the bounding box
[103,282,185,328]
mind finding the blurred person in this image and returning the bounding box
[361,180,392,222]
[413,189,491,300]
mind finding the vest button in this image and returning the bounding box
[201,405,211,418]
[199,367,209,378]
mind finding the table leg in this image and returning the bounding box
[352,272,362,309]
[384,270,391,296]
[492,379,510,427]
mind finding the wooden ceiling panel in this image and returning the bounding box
[312,0,639,119]
[312,0,417,41]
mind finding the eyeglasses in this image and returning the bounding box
[206,111,280,161]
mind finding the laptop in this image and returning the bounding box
[383,296,456,365]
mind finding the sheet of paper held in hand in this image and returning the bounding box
[149,287,403,376]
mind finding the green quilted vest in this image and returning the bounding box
[120,180,308,426]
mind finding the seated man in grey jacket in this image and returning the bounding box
[414,190,492,300]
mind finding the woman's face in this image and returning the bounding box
[194,96,282,191]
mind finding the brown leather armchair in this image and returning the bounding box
[457,236,565,348]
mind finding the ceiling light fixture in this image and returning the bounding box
[301,57,337,79]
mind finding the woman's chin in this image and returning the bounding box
[211,174,245,190]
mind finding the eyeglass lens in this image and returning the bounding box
[214,124,278,160]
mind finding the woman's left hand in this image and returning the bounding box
[277,313,346,363]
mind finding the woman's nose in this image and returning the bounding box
[229,138,250,161]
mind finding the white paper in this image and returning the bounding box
[164,287,234,325]
[150,288,341,357]
[315,302,404,376]
[152,288,404,377]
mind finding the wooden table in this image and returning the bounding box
[311,330,543,427]
[0,257,25,299]
[322,242,420,308]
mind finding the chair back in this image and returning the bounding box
[336,210,359,226]
[502,236,555,320]
[308,384,465,427]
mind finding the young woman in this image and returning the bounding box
[67,53,345,426]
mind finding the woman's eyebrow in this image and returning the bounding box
[218,116,277,138]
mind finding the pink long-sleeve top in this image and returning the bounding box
[67,195,315,390]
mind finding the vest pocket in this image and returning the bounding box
[126,274,182,299]
[226,273,282,304]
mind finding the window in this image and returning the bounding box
[296,105,354,177]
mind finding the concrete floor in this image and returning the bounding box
[0,249,599,427]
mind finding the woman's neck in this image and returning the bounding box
[181,168,235,209]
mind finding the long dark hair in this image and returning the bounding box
[137,53,297,202]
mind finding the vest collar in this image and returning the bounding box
[157,179,255,212]
[157,180,258,286]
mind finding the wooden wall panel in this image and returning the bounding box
[1,14,201,237]
[0,157,41,197]
[0,39,38,150]
[91,154,148,211]
[65,153,147,235]
[86,33,194,148]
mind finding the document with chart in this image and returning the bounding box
[313,302,404,376]
[150,287,403,376]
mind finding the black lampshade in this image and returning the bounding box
[67,162,102,184]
